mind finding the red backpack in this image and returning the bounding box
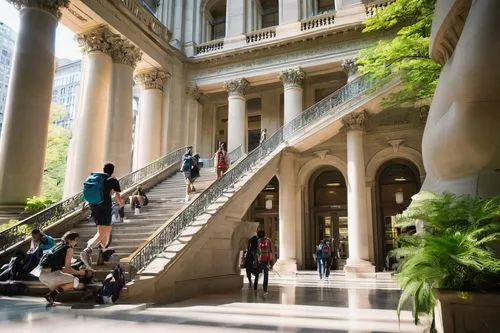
[258,238,272,262]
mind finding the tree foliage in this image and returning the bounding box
[357,0,441,106]
[42,104,70,201]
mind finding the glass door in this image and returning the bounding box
[315,211,348,270]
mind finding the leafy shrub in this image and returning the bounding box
[393,191,500,324]
[25,196,55,213]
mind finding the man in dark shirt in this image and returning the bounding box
[80,162,124,269]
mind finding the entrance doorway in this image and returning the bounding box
[375,159,421,271]
[305,168,348,270]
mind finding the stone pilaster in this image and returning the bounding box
[136,69,169,91]
[223,78,249,97]
[6,0,69,19]
[186,84,201,101]
[279,67,306,88]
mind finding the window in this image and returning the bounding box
[261,0,279,28]
[211,17,226,40]
[317,0,335,14]
[205,0,226,41]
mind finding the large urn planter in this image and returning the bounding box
[434,289,500,333]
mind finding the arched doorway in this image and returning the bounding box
[374,159,421,271]
[305,167,348,269]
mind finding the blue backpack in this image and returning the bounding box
[83,172,108,205]
[182,156,192,172]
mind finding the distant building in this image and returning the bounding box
[0,22,16,134]
[52,59,81,130]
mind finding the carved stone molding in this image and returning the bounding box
[135,69,169,91]
[186,84,201,101]
[341,58,358,77]
[279,67,306,88]
[7,0,70,19]
[110,39,141,67]
[223,79,249,97]
[76,27,117,55]
[388,139,405,153]
[342,111,367,131]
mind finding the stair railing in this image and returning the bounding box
[0,147,189,253]
[125,75,399,278]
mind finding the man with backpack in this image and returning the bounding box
[180,148,196,202]
[315,240,326,279]
[254,230,274,296]
[214,142,229,179]
[80,162,124,269]
[243,233,259,288]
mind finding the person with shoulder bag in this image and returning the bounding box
[254,230,274,296]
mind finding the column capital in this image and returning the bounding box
[76,27,117,56]
[135,69,169,91]
[279,67,306,89]
[110,39,141,68]
[341,58,358,78]
[224,78,249,97]
[342,111,367,131]
[186,84,201,101]
[7,0,69,19]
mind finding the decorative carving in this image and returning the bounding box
[6,0,69,19]
[186,84,201,101]
[313,150,329,160]
[341,58,358,77]
[76,27,117,55]
[135,69,169,91]
[223,79,249,97]
[279,67,306,88]
[110,39,141,67]
[342,111,367,131]
[415,98,431,124]
[388,139,405,153]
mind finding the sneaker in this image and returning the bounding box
[44,291,56,304]
[185,195,190,202]
[80,248,93,269]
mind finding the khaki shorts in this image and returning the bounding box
[39,270,75,290]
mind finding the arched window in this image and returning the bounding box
[203,0,227,41]
[315,0,335,14]
[259,0,279,28]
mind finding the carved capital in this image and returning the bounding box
[110,39,141,67]
[341,58,358,77]
[7,0,70,19]
[186,84,201,101]
[223,78,249,97]
[342,111,367,131]
[135,69,169,91]
[76,27,117,55]
[279,67,306,88]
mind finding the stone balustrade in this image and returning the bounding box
[246,27,277,44]
[300,11,336,31]
[195,39,224,55]
[363,0,395,17]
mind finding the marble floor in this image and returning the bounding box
[0,274,431,333]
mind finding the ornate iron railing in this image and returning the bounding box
[0,147,188,253]
[126,75,398,278]
[201,145,243,169]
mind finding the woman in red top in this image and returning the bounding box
[214,142,230,179]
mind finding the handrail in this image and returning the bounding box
[202,145,243,168]
[0,146,189,253]
[125,75,398,279]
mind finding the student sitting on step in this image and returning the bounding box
[129,185,149,211]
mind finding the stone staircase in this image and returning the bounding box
[0,207,28,227]
[0,169,217,296]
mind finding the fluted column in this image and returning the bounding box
[135,69,168,168]
[186,84,203,153]
[343,112,374,273]
[104,40,141,177]
[0,0,68,204]
[224,79,249,153]
[342,58,358,83]
[66,28,114,196]
[276,150,298,274]
[279,68,306,124]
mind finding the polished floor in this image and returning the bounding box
[0,274,431,333]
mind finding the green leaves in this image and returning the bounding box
[393,192,500,324]
[357,0,440,106]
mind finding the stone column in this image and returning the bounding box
[224,79,249,153]
[343,112,374,273]
[67,28,114,196]
[279,67,306,124]
[276,150,298,274]
[104,40,141,177]
[135,69,168,168]
[186,84,203,152]
[0,0,68,205]
[342,58,358,83]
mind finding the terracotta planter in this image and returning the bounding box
[434,289,500,333]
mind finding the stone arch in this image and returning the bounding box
[366,147,425,184]
[298,154,348,187]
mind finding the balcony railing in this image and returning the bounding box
[301,11,336,31]
[0,147,188,253]
[246,27,277,44]
[125,75,400,279]
[195,39,224,55]
[363,0,395,17]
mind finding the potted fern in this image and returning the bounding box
[392,191,500,332]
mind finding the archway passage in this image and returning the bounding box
[375,159,421,271]
[305,167,348,270]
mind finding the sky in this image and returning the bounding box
[0,0,81,60]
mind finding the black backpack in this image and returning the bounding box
[97,265,126,304]
[40,243,69,271]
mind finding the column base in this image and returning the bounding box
[344,259,375,278]
[274,259,297,275]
